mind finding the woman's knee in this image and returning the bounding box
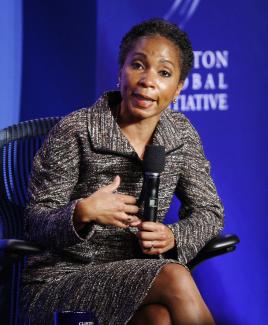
[160,263,191,285]
[158,263,196,299]
[141,263,197,306]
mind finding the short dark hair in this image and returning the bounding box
[119,18,194,81]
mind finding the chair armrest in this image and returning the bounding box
[0,239,41,260]
[0,235,240,267]
[187,234,240,270]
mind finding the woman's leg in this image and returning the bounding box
[130,263,215,325]
[128,304,172,325]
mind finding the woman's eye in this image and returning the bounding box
[131,62,143,70]
[159,70,172,77]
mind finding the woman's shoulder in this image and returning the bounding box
[38,108,91,152]
[48,106,92,140]
[166,109,199,138]
[167,109,189,125]
[56,107,89,129]
[47,92,112,140]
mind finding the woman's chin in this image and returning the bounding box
[127,108,159,123]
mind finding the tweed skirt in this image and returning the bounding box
[21,227,182,325]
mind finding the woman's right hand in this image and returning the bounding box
[73,176,141,230]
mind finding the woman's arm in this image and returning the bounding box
[25,110,91,250]
[136,116,223,263]
[167,119,224,265]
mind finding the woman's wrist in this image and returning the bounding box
[73,199,93,231]
[166,225,176,249]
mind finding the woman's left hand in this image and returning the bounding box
[136,222,175,255]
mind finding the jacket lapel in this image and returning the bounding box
[87,91,136,158]
[152,109,184,154]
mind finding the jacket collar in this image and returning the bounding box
[87,91,184,157]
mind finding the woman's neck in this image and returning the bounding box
[117,111,160,159]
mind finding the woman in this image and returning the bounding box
[22,18,224,324]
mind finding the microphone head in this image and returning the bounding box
[143,145,165,173]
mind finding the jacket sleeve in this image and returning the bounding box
[167,119,224,265]
[25,111,93,250]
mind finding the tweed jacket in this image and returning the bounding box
[24,91,224,267]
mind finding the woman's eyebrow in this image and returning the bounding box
[131,52,147,58]
[132,52,175,67]
[159,58,175,68]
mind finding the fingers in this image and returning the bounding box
[138,231,165,242]
[112,192,138,214]
[141,240,164,255]
[104,214,141,229]
[101,176,137,205]
[113,220,132,229]
[141,239,170,255]
[114,213,141,226]
[143,240,161,250]
[137,221,166,234]
[129,219,142,227]
[82,176,142,229]
[137,222,175,254]
[95,212,141,229]
[116,194,137,205]
[122,203,139,214]
[102,175,121,193]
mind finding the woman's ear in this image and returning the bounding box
[117,71,121,88]
[173,81,184,101]
[118,69,122,82]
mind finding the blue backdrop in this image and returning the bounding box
[0,0,22,130]
[20,0,97,121]
[1,1,267,324]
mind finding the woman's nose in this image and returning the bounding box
[138,70,156,88]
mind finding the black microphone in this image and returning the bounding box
[141,145,165,222]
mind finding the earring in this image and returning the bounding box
[116,82,120,88]
[173,98,177,104]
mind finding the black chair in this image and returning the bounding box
[0,117,240,325]
[0,117,61,324]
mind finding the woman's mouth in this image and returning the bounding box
[131,93,156,108]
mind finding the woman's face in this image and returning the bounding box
[119,35,183,122]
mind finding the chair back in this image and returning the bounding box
[0,117,61,238]
[0,117,61,325]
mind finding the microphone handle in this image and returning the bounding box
[143,173,160,222]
